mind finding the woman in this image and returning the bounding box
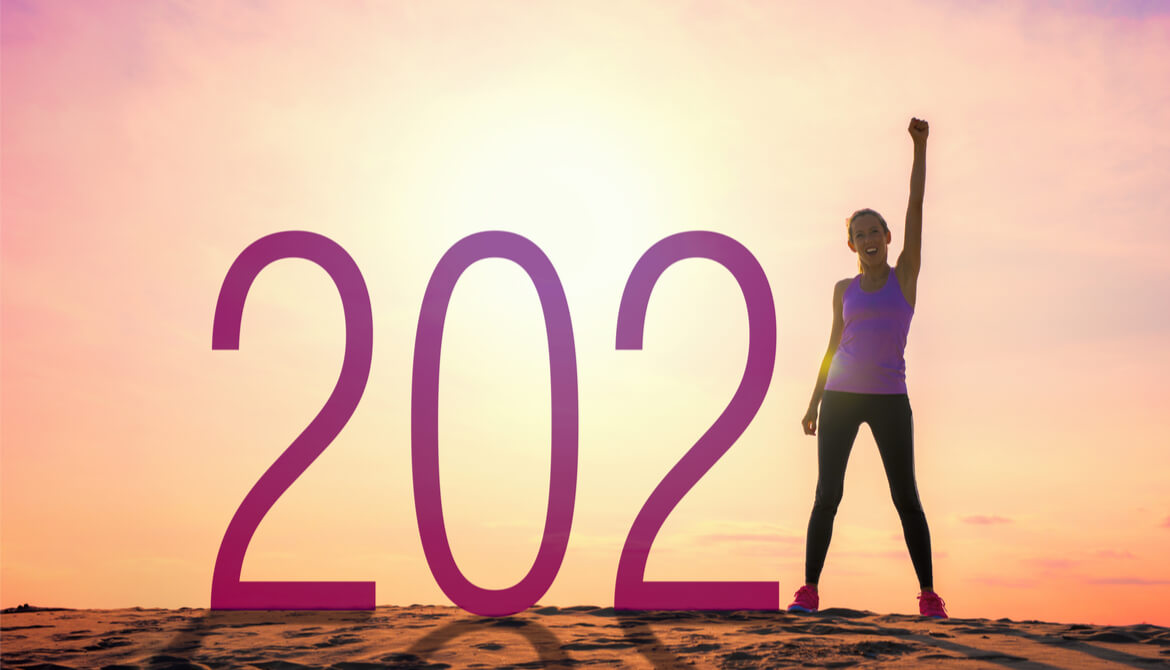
[787,117,947,619]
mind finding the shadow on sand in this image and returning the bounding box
[149,606,1168,669]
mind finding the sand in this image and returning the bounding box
[2,604,1168,669]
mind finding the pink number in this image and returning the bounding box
[412,231,578,617]
[614,231,778,610]
[211,231,375,610]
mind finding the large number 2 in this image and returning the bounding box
[614,231,778,610]
[211,231,375,610]
[412,231,579,617]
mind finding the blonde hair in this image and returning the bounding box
[846,208,890,273]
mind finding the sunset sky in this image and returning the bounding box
[3,0,1169,626]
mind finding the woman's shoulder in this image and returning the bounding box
[832,276,855,306]
[834,276,857,293]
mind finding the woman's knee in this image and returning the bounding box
[813,485,845,514]
[890,489,924,515]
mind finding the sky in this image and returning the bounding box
[2,0,1169,626]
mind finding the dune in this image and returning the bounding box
[2,603,1168,668]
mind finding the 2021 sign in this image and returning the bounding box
[211,229,777,616]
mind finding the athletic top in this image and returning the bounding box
[824,269,914,395]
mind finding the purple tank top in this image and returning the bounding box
[824,269,914,395]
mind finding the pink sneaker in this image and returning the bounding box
[787,585,819,613]
[918,591,948,619]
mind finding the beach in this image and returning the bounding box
[3,604,1168,668]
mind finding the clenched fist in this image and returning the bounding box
[908,117,929,144]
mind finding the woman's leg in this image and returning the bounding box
[868,394,933,589]
[805,391,863,585]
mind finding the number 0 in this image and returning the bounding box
[412,231,579,617]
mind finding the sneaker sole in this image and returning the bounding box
[787,605,816,613]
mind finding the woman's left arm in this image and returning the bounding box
[899,117,928,281]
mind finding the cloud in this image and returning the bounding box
[961,515,1013,525]
[1161,516,1170,528]
[733,544,804,559]
[1086,577,1170,585]
[1052,0,1170,20]
[687,520,805,547]
[969,576,1038,589]
[839,550,950,560]
[1022,558,1078,570]
[692,531,804,558]
[563,533,625,551]
[694,533,803,545]
[671,522,807,558]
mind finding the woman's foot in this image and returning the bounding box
[918,590,948,619]
[787,585,819,613]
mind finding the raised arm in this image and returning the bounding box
[898,117,928,282]
[802,278,849,436]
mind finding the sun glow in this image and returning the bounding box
[411,90,675,315]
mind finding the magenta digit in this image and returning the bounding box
[211,231,375,610]
[412,231,579,617]
[614,231,778,610]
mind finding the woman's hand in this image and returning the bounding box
[908,117,929,144]
[802,406,819,436]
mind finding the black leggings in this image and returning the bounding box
[804,390,933,589]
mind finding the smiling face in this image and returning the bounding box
[847,212,892,271]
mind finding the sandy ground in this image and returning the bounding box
[2,604,1169,669]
